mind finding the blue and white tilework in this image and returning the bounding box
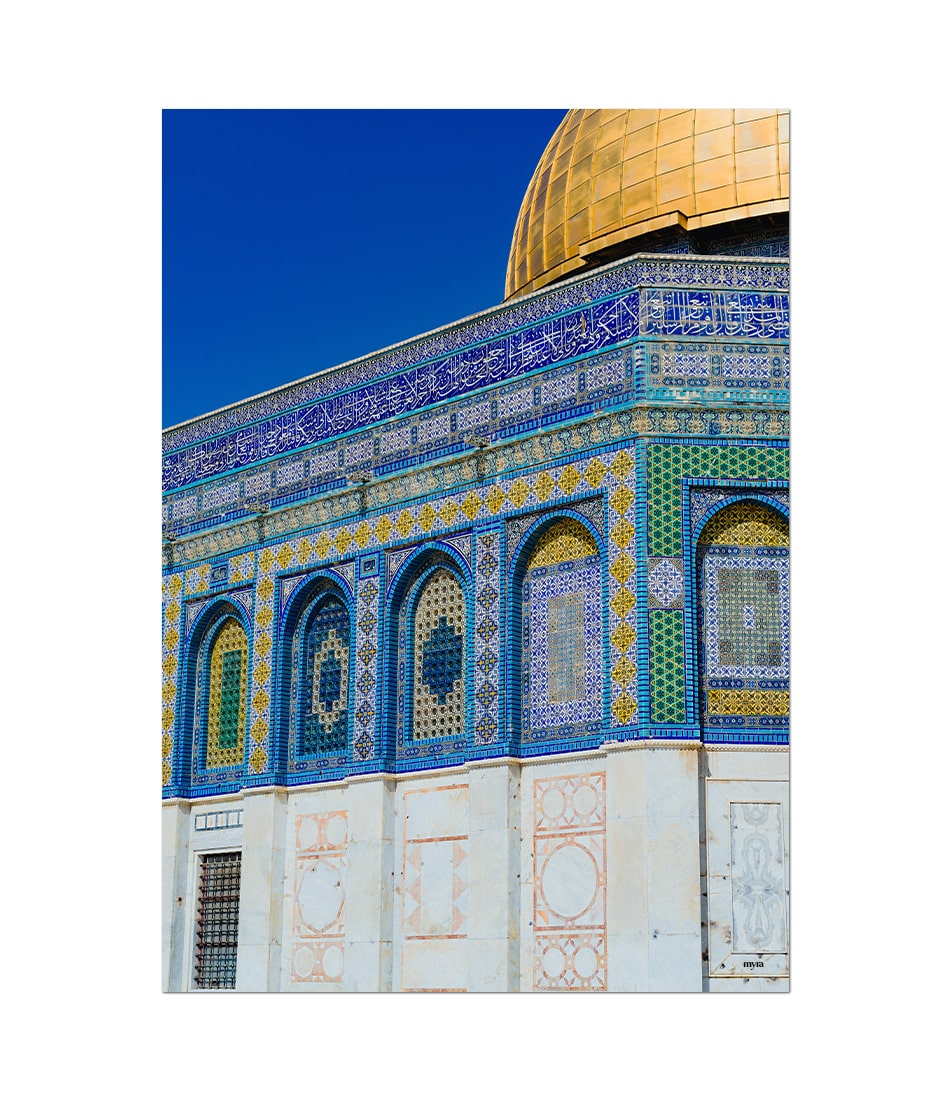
[647,558,685,609]
[163,255,787,457]
[353,575,380,762]
[162,251,791,794]
[473,528,501,746]
[647,342,789,400]
[604,452,638,727]
[702,550,790,683]
[161,574,185,788]
[522,555,603,740]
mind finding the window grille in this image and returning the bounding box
[194,851,241,989]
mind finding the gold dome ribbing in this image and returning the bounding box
[505,109,789,300]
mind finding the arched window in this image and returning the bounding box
[521,518,603,741]
[696,501,789,734]
[299,595,350,757]
[203,617,249,769]
[409,567,466,741]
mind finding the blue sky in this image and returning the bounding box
[163,109,566,428]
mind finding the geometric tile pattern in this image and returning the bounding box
[645,443,788,727]
[205,619,248,769]
[528,519,598,567]
[691,487,788,533]
[606,451,637,726]
[649,609,686,725]
[707,689,789,716]
[504,493,605,570]
[473,529,501,746]
[699,505,790,729]
[301,598,349,756]
[699,499,789,547]
[532,772,607,991]
[185,564,210,595]
[647,557,685,608]
[523,521,602,741]
[248,563,276,774]
[161,573,184,787]
[291,811,348,984]
[704,555,789,677]
[647,341,790,400]
[413,570,466,741]
[163,439,789,785]
[353,577,379,762]
[164,400,789,553]
[173,454,630,573]
[228,552,255,584]
[647,443,789,557]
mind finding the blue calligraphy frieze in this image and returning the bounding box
[163,256,787,456]
[162,293,641,492]
[641,289,789,341]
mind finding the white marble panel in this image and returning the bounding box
[161,802,190,992]
[605,746,647,818]
[467,938,513,992]
[648,931,702,991]
[605,817,647,930]
[344,841,386,941]
[706,746,789,782]
[401,939,468,992]
[646,815,702,934]
[466,832,510,940]
[404,782,469,840]
[605,933,650,992]
[709,975,789,993]
[469,765,512,832]
[236,792,288,991]
[343,939,387,992]
[644,747,700,819]
[406,838,467,936]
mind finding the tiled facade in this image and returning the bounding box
[163,193,790,992]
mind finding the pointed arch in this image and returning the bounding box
[411,566,466,741]
[204,617,250,769]
[511,515,605,746]
[695,500,789,737]
[386,545,471,759]
[277,574,354,779]
[178,597,253,789]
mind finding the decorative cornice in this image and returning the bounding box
[163,405,788,568]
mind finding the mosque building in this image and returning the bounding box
[161,109,790,993]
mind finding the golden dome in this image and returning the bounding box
[505,108,789,299]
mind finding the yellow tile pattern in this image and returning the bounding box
[249,567,276,773]
[205,618,248,769]
[698,500,789,547]
[706,689,789,717]
[161,576,184,786]
[164,450,645,776]
[607,464,637,724]
[527,518,598,568]
[506,108,789,299]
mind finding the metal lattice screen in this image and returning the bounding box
[194,851,241,989]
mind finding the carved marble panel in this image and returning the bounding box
[705,780,789,978]
[532,772,607,990]
[291,811,348,983]
[400,784,470,991]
